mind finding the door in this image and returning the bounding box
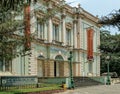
[37,60,43,77]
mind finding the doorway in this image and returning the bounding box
[37,55,45,77]
[54,61,59,77]
[54,55,64,77]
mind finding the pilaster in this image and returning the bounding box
[44,22,48,40]
[61,9,66,45]
[73,63,76,76]
[28,48,37,76]
[64,62,69,77]
[59,62,64,77]
[73,18,77,48]
[44,61,49,77]
[49,60,54,77]
[47,1,53,43]
[48,18,53,43]
[77,16,81,49]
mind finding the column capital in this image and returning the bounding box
[47,0,52,11]
[61,14,66,19]
[73,19,78,23]
[61,9,66,19]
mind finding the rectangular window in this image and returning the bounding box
[66,29,71,45]
[53,24,59,41]
[37,22,44,39]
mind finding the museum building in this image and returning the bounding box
[0,0,100,77]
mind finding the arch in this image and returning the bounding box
[54,55,64,77]
[37,55,45,59]
[37,54,45,77]
[55,55,64,61]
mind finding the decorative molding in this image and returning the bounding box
[65,22,73,29]
[52,16,60,25]
[35,10,45,19]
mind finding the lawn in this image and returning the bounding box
[0,84,62,94]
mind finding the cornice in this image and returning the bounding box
[73,48,101,56]
[38,0,100,26]
[80,9,99,24]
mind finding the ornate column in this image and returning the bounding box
[77,16,81,49]
[64,61,69,77]
[59,62,64,77]
[44,22,48,40]
[61,9,66,45]
[48,18,53,43]
[49,60,54,77]
[73,16,77,48]
[59,23,62,42]
[47,1,53,43]
[76,4,83,49]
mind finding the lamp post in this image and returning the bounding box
[106,55,111,85]
[68,51,75,89]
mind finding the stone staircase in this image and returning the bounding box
[74,77,104,87]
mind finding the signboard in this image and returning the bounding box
[87,28,94,60]
[1,76,38,86]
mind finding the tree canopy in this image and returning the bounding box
[99,9,120,76]
[0,0,34,62]
[0,0,64,62]
[100,30,120,76]
[99,9,120,30]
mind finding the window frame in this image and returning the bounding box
[37,22,44,39]
[66,28,71,46]
[53,23,59,41]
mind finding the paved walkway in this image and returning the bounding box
[55,84,120,94]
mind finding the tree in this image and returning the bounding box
[99,9,120,30]
[0,0,36,67]
[100,30,120,76]
[0,0,66,63]
[99,9,120,76]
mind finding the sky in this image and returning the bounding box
[66,0,120,34]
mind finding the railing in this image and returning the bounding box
[38,77,70,88]
[0,76,38,91]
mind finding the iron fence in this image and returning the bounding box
[0,76,38,91]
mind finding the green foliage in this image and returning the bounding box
[99,9,120,30]
[0,0,63,63]
[0,1,30,63]
[100,30,120,76]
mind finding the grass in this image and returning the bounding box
[0,84,62,94]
